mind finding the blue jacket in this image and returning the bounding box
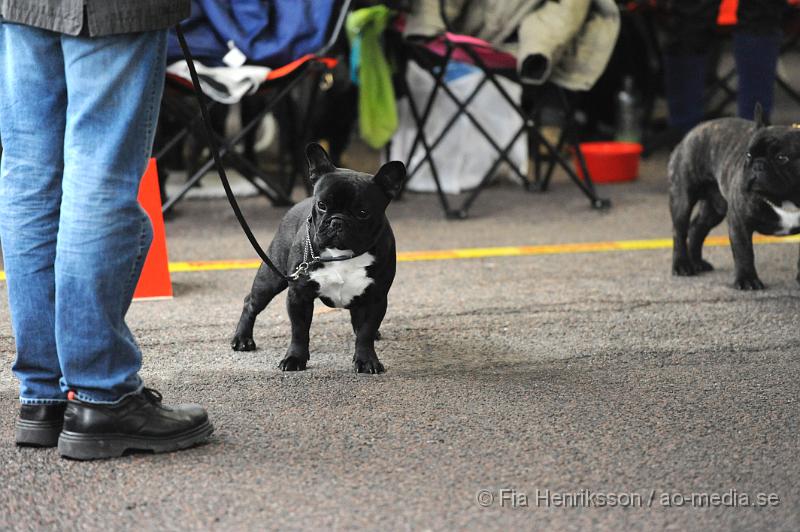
[167,0,336,67]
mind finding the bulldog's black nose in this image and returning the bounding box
[329,217,343,231]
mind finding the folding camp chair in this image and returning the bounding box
[156,0,352,216]
[394,0,610,219]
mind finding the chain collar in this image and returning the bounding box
[290,217,355,280]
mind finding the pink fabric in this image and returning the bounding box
[424,32,517,70]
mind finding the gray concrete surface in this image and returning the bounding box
[2,146,799,531]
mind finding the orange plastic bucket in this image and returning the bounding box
[574,141,643,184]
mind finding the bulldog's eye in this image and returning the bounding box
[776,154,790,165]
[356,209,370,220]
[317,201,328,212]
[745,152,752,161]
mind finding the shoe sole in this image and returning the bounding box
[57,420,214,460]
[16,419,63,447]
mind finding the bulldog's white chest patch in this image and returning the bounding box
[766,200,800,235]
[308,249,375,308]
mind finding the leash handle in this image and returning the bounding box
[173,24,291,282]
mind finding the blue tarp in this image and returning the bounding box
[167,0,337,67]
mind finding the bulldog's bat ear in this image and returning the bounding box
[306,143,336,182]
[373,161,406,199]
[754,102,765,129]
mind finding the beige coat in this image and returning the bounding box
[404,0,620,91]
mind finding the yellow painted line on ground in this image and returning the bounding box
[2,234,799,280]
[166,234,800,273]
[168,259,262,273]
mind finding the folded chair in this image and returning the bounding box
[156,0,352,215]
[394,0,610,219]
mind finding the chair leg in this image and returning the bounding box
[532,124,565,193]
[161,161,210,215]
[524,90,544,190]
[400,49,458,217]
[706,67,737,118]
[555,88,610,210]
[458,125,527,217]
[224,151,294,206]
[196,110,292,203]
[162,116,292,215]
[160,62,326,214]
[527,118,541,191]
[410,98,459,218]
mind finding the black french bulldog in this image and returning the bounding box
[231,143,405,373]
[669,105,800,289]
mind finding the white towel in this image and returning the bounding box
[166,61,271,104]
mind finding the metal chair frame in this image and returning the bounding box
[156,0,352,215]
[399,33,610,219]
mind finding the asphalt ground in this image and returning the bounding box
[1,144,799,531]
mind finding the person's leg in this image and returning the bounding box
[53,29,212,460]
[662,0,720,132]
[0,23,67,405]
[55,30,166,403]
[734,0,784,120]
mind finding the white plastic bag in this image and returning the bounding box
[391,60,527,194]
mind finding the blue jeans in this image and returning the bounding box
[0,23,167,404]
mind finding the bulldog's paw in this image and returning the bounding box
[231,334,256,351]
[279,349,309,371]
[353,356,385,374]
[672,257,697,276]
[734,275,765,291]
[692,259,714,272]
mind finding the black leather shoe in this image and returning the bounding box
[16,403,67,447]
[58,388,213,460]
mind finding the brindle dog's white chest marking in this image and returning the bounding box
[309,248,375,307]
[766,200,800,235]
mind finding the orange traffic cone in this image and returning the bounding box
[133,159,173,300]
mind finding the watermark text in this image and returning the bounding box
[475,488,781,509]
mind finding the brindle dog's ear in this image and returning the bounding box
[306,143,336,183]
[754,102,765,129]
[373,161,406,200]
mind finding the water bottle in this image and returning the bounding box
[615,75,641,143]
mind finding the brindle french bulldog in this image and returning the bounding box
[669,105,800,289]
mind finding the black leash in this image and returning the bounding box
[174,25,293,281]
